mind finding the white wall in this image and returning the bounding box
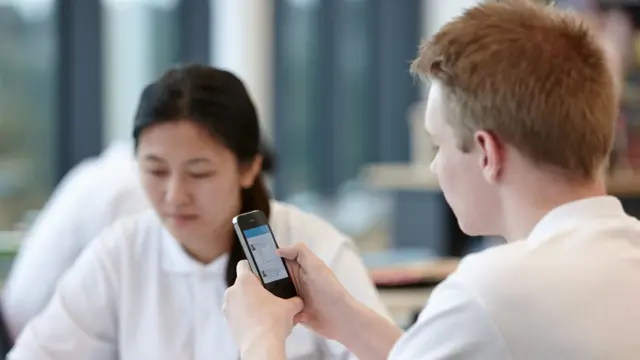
[420,0,480,96]
[411,0,480,162]
[422,0,480,37]
[211,0,275,142]
[102,3,156,145]
[102,0,182,146]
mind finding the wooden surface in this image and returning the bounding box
[363,163,640,196]
[369,257,459,286]
[606,172,640,196]
[370,257,458,327]
[362,164,439,191]
[379,287,432,327]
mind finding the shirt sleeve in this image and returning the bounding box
[1,166,96,339]
[321,241,393,360]
[2,162,147,340]
[6,227,120,360]
[388,277,512,360]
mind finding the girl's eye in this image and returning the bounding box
[147,169,168,177]
[190,172,213,179]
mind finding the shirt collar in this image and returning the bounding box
[160,227,230,275]
[527,196,627,244]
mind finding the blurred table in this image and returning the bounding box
[366,254,459,327]
[362,163,640,196]
[361,164,640,256]
[378,288,432,328]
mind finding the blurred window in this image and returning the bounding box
[0,0,56,230]
[274,0,421,236]
[102,0,181,144]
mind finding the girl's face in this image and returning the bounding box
[137,119,261,248]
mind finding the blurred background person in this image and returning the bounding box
[0,140,149,339]
[7,64,389,359]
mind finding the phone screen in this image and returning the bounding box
[243,225,289,283]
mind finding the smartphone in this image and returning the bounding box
[232,210,298,299]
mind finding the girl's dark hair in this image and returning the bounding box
[132,64,271,287]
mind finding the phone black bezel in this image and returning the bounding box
[234,210,298,299]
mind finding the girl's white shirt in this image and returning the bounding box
[8,200,389,360]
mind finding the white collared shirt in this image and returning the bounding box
[2,141,150,339]
[7,201,390,360]
[390,196,640,360]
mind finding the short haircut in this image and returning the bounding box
[412,0,617,180]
